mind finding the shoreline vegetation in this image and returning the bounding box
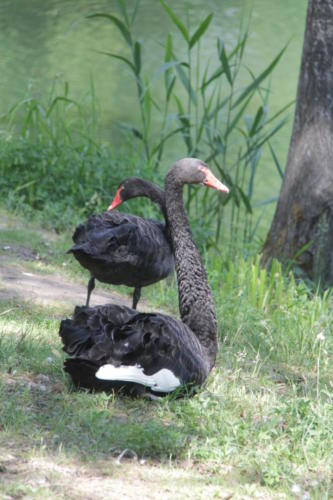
[0,1,292,252]
[0,210,332,497]
[0,1,332,497]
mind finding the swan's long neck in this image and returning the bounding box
[165,175,218,370]
[141,182,167,220]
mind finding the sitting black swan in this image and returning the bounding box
[68,178,174,309]
[59,158,229,396]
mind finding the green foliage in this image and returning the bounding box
[0,78,166,230]
[0,1,293,256]
[0,138,119,229]
[211,257,333,376]
[88,0,293,251]
[3,77,98,148]
[0,220,332,497]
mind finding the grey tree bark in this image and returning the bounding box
[262,0,333,286]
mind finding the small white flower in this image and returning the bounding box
[316,332,325,342]
[291,483,301,494]
[236,349,247,362]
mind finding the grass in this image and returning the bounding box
[0,210,332,498]
[0,6,329,495]
[0,136,163,233]
[0,0,292,250]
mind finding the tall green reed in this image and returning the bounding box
[2,77,99,149]
[0,77,152,229]
[88,0,292,254]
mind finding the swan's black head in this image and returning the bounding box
[108,177,164,211]
[167,158,229,193]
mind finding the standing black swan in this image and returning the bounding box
[59,158,229,396]
[68,178,174,309]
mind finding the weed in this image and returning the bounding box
[88,0,293,251]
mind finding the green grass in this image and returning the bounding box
[0,7,328,495]
[0,136,164,232]
[0,211,332,498]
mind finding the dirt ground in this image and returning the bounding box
[0,253,131,310]
[0,210,132,309]
[0,446,234,500]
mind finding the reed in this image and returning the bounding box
[88,0,292,251]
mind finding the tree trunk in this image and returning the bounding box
[262,0,333,286]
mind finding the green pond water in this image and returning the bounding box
[0,0,307,215]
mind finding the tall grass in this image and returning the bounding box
[0,1,292,256]
[0,78,165,231]
[88,0,293,252]
[3,77,98,148]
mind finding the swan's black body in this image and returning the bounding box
[60,159,229,396]
[60,303,207,396]
[68,179,174,309]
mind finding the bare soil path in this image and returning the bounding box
[0,208,134,311]
[0,253,131,310]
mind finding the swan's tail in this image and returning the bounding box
[71,222,87,244]
[59,317,92,356]
[64,359,98,389]
[67,221,91,255]
[67,243,92,256]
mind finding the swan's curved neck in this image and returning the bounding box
[165,175,218,370]
[141,182,167,219]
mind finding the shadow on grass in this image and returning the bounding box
[1,378,188,461]
[1,298,333,499]
[0,300,191,462]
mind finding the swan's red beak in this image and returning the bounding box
[108,187,124,211]
[200,166,229,193]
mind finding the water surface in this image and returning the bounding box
[0,0,307,208]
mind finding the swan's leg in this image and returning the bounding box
[86,276,95,306]
[132,286,141,309]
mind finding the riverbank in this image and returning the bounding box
[0,209,332,498]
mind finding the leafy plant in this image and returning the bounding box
[88,0,292,253]
[0,76,167,230]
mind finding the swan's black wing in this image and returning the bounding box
[59,304,209,396]
[69,212,174,287]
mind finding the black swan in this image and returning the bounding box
[59,158,229,396]
[68,178,174,309]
